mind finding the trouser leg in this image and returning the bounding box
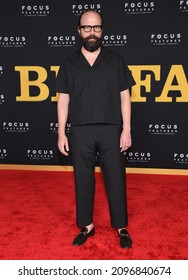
[69,125,96,227]
[97,125,128,228]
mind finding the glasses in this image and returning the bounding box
[79,25,103,33]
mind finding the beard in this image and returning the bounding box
[80,34,102,52]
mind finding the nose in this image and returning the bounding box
[90,28,95,34]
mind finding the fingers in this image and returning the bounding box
[120,144,131,152]
[62,145,69,156]
[58,138,69,156]
[58,144,69,156]
[120,139,131,152]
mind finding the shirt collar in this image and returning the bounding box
[77,47,107,67]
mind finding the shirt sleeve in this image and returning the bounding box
[118,56,136,91]
[54,62,69,94]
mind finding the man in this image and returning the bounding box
[55,10,135,249]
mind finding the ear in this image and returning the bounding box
[77,27,81,35]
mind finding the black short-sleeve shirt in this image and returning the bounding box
[55,47,135,125]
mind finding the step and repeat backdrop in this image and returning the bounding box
[0,0,188,170]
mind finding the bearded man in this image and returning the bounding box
[55,10,135,249]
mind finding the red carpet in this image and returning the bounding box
[0,170,187,260]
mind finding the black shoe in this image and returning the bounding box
[73,227,95,246]
[119,229,132,249]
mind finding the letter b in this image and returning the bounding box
[15,66,49,101]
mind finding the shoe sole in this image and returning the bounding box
[120,244,132,249]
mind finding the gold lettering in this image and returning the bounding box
[156,65,188,102]
[128,65,160,102]
[14,65,188,103]
[15,66,49,101]
[50,66,60,102]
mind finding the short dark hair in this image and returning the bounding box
[78,10,103,27]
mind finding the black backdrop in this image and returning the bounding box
[0,0,188,171]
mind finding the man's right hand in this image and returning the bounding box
[58,134,69,156]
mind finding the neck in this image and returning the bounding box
[81,46,101,67]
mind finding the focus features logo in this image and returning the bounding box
[174,153,188,164]
[65,123,71,134]
[50,122,58,133]
[21,5,50,16]
[151,33,181,45]
[149,124,178,135]
[0,94,5,104]
[124,151,151,162]
[50,122,71,134]
[0,36,26,48]
[27,149,54,160]
[72,3,101,15]
[0,66,3,75]
[179,0,188,12]
[124,1,155,14]
[3,122,29,132]
[0,149,7,159]
[48,35,76,47]
[102,34,127,47]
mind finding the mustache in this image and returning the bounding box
[85,35,99,40]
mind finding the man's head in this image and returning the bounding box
[78,10,103,52]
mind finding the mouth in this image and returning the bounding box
[88,35,98,40]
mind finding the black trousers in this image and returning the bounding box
[69,124,128,228]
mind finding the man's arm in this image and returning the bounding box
[120,89,132,152]
[57,93,70,156]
